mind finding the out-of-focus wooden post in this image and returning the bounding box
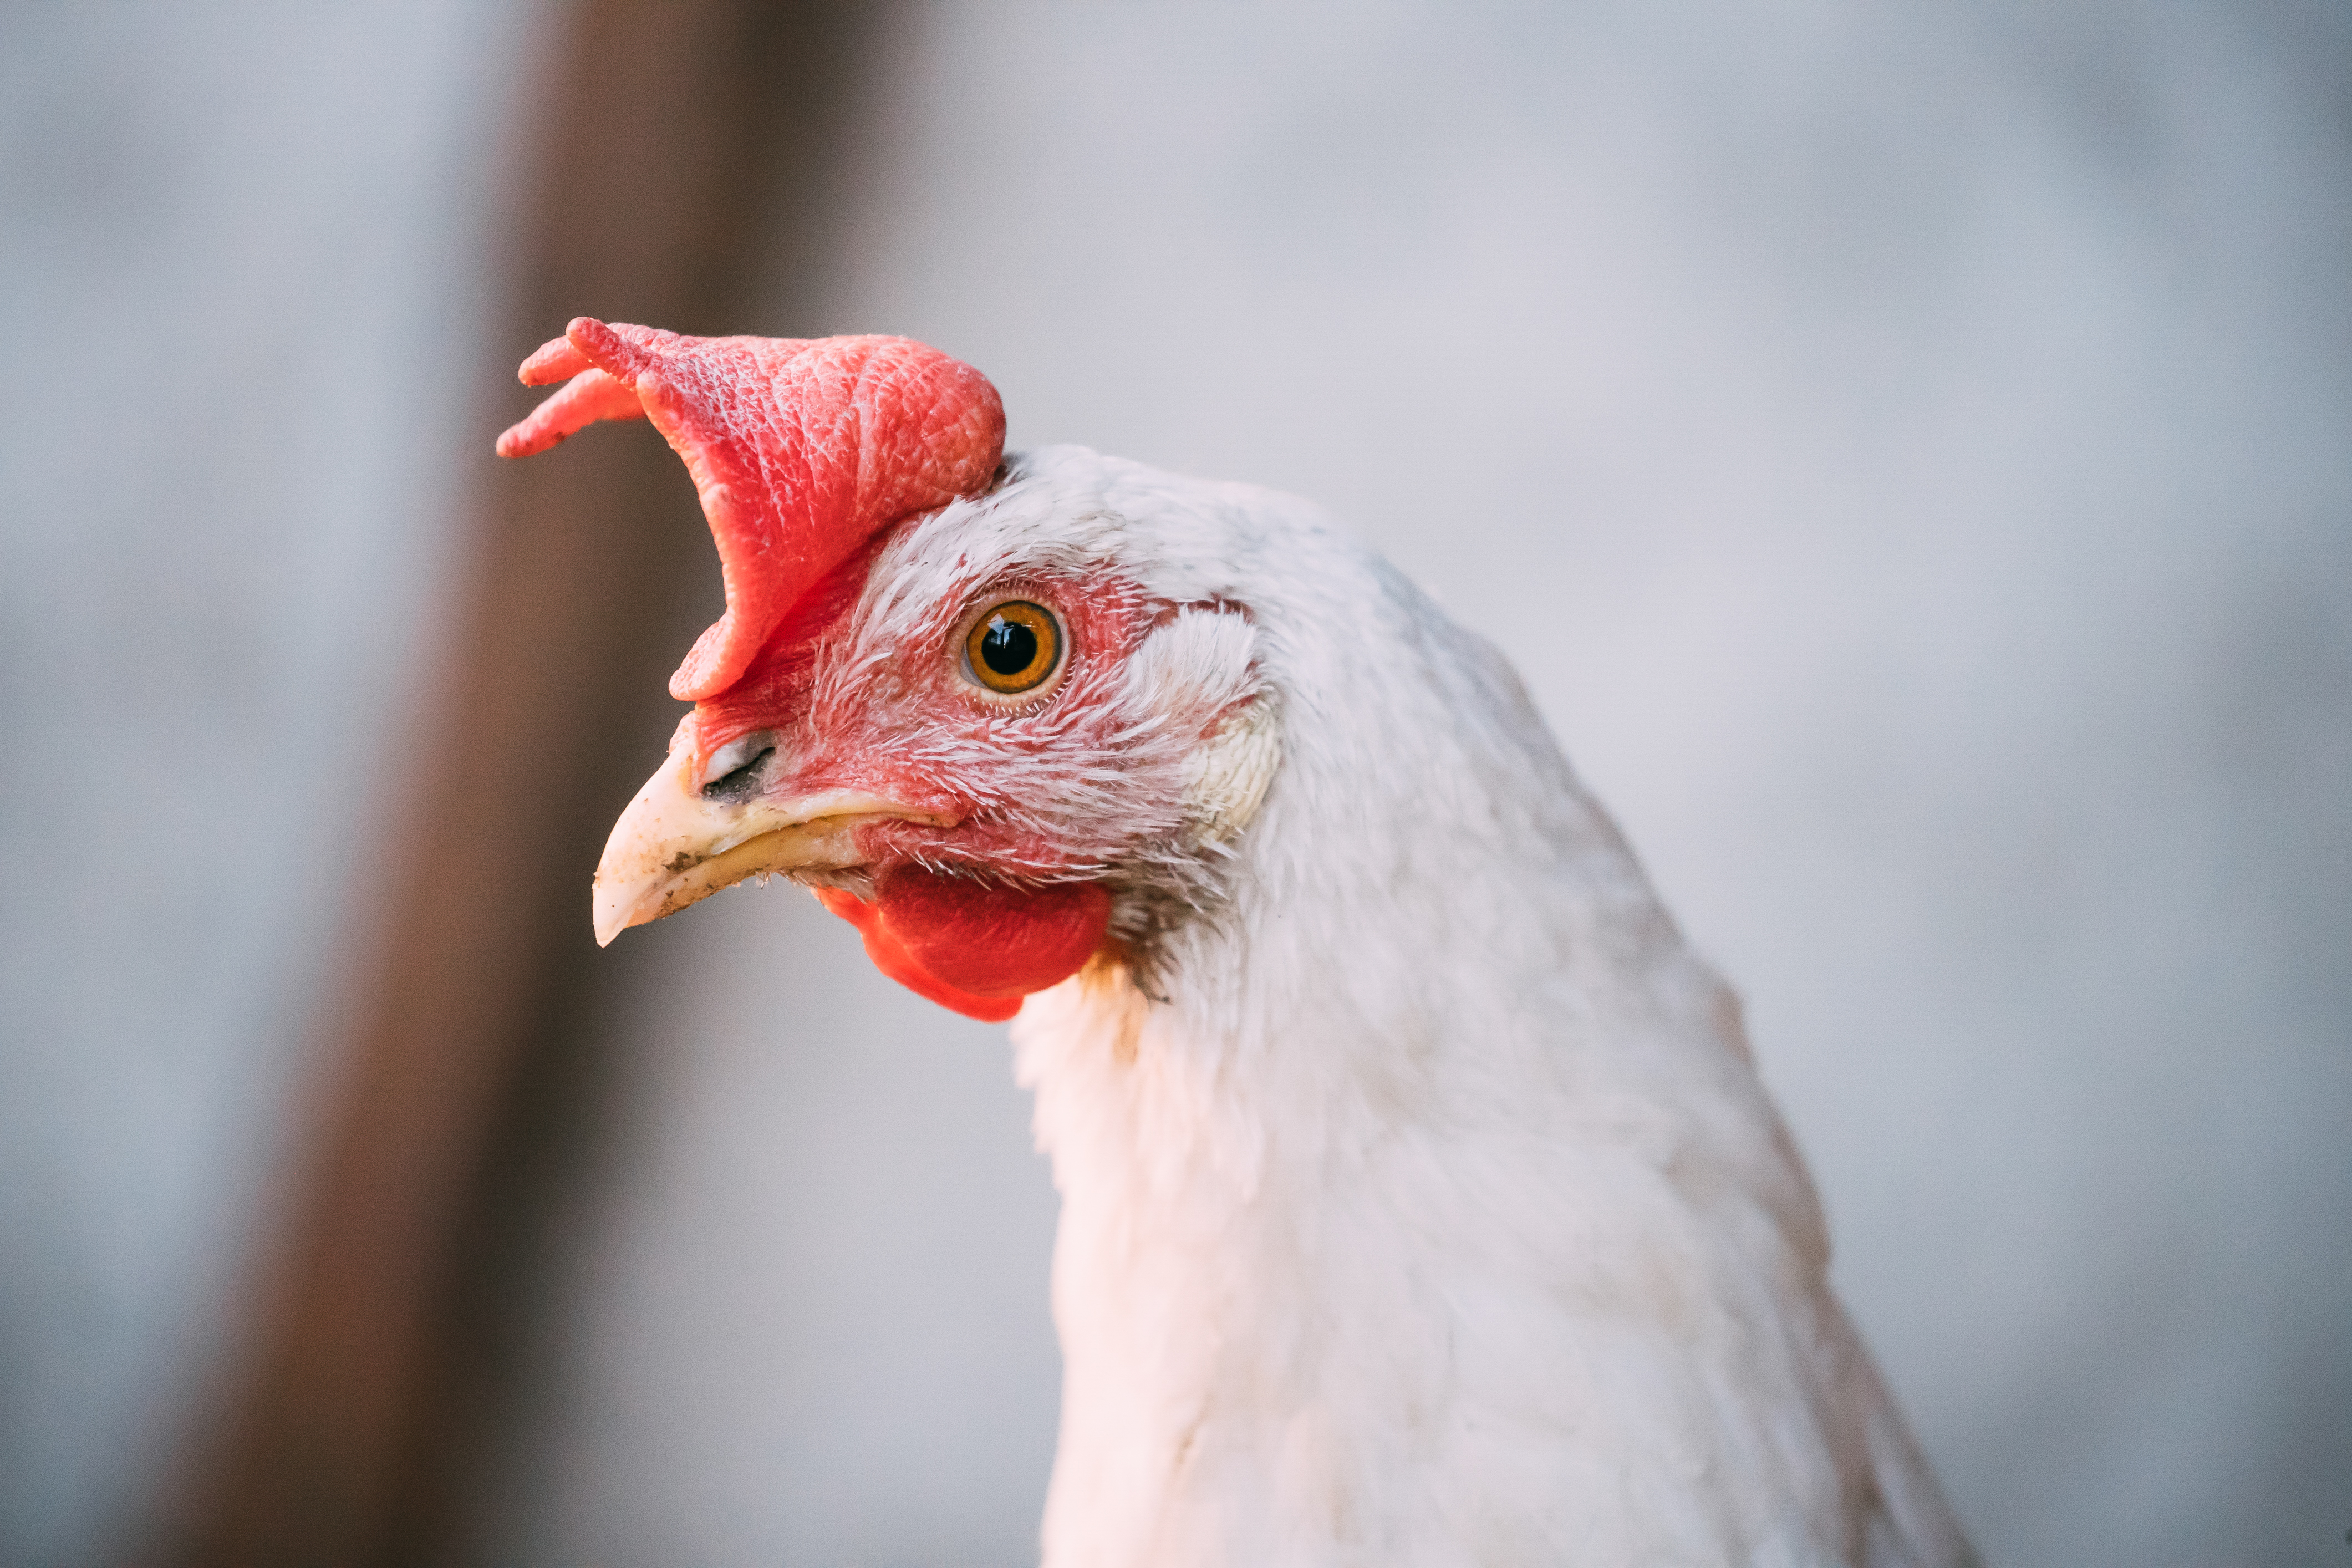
[166,4,872,1562]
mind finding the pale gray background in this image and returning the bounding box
[4,3,2348,1566]
[1,0,538,1559]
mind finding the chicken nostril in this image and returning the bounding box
[699,730,778,802]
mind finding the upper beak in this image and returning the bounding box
[591,742,946,946]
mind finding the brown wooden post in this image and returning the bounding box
[165,3,875,1562]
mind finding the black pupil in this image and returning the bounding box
[980,614,1040,676]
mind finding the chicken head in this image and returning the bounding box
[497,319,1277,1021]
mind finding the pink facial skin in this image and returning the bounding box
[679,537,1162,1015]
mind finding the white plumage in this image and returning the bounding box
[876,446,1975,1566]
[525,313,1977,1564]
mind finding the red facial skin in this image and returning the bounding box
[683,528,1162,1020]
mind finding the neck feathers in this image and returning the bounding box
[1005,454,1965,1567]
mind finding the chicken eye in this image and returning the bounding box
[963,601,1062,695]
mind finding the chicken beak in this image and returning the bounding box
[590,744,945,946]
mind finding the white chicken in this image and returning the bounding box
[500,319,1974,1567]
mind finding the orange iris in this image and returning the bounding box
[964,600,1062,694]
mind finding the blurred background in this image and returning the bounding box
[3,1,2348,1564]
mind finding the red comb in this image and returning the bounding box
[496,318,1006,701]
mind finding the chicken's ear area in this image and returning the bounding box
[812,874,1111,1023]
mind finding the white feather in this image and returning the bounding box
[872,447,1974,1568]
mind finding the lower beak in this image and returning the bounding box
[591,744,944,946]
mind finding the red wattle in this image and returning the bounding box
[812,887,1022,1023]
[877,869,1111,998]
[811,873,1111,1022]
